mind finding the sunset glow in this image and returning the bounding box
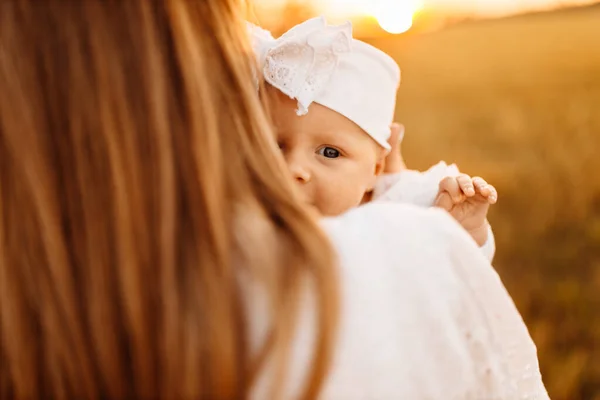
[257,0,599,18]
[373,0,423,34]
[252,0,600,36]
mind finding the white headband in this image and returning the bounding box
[250,17,401,150]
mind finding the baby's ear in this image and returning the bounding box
[366,148,388,194]
[374,148,388,177]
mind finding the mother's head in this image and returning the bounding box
[0,1,337,398]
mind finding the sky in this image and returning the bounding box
[251,0,598,35]
[419,0,597,15]
[255,0,598,17]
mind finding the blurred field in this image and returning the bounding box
[367,5,600,399]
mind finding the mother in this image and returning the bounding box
[0,1,548,399]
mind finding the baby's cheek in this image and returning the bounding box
[316,177,369,217]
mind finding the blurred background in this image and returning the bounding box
[251,0,600,398]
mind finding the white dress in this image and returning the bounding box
[250,203,548,399]
[373,161,496,261]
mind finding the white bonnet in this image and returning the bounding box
[249,17,401,150]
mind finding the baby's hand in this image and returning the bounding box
[435,174,498,246]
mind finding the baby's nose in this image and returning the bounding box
[288,154,311,184]
[291,163,311,183]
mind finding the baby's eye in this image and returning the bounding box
[317,146,341,159]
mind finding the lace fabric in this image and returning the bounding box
[260,17,352,115]
[443,215,549,399]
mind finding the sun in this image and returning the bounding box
[373,0,423,34]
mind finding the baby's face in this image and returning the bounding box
[268,88,386,216]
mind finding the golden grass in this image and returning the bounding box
[367,5,600,399]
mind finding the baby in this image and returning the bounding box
[248,17,497,259]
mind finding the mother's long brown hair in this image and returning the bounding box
[0,1,338,398]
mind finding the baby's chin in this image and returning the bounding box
[308,201,355,218]
[302,191,367,217]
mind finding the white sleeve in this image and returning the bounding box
[315,203,548,399]
[372,161,460,207]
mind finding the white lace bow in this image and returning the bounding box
[259,17,353,115]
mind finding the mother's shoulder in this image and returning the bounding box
[316,204,504,398]
[319,202,496,299]
[321,202,464,251]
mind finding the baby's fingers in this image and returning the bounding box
[434,191,454,211]
[486,185,498,204]
[438,176,463,203]
[456,174,475,197]
[473,177,498,204]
